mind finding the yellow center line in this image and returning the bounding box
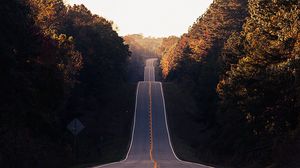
[149,82,158,168]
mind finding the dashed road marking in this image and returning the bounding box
[149,82,158,168]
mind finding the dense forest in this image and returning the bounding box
[124,34,163,59]
[0,0,135,167]
[1,0,299,167]
[161,0,300,167]
[124,34,164,81]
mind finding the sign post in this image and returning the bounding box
[67,118,85,163]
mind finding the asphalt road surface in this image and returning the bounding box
[93,59,213,168]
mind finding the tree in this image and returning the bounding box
[28,0,66,34]
[0,1,130,167]
[161,0,249,127]
[216,0,300,165]
[159,36,180,77]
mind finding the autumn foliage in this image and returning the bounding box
[161,0,300,166]
[0,0,130,167]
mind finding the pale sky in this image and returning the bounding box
[66,0,213,37]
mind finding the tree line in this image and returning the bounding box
[0,0,132,167]
[124,34,164,82]
[161,0,300,167]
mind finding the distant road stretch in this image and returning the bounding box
[92,59,213,168]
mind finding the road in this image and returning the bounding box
[92,58,213,168]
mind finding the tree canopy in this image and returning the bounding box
[0,0,131,167]
[161,0,300,166]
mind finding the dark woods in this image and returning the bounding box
[0,0,131,167]
[161,0,300,167]
[1,0,300,167]
[124,34,163,82]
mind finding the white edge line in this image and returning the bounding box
[159,82,214,168]
[91,82,141,168]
